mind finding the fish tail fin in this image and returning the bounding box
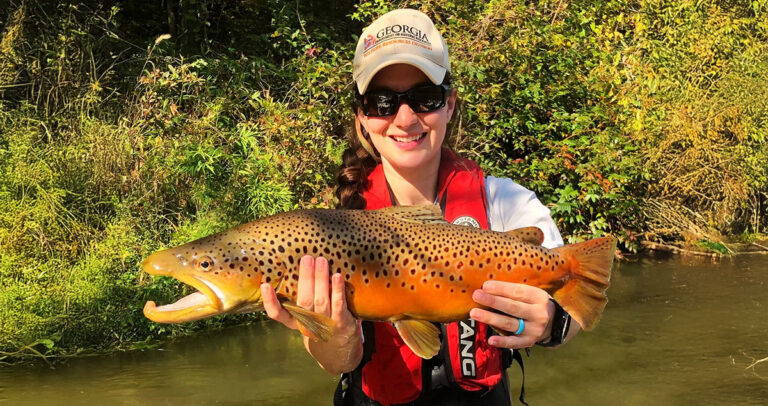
[552,237,616,331]
[282,302,335,341]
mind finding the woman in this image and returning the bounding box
[261,9,579,405]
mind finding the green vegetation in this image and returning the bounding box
[1,0,766,363]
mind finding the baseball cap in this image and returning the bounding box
[353,9,450,94]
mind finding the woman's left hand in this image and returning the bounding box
[469,281,554,349]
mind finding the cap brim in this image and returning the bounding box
[355,53,447,94]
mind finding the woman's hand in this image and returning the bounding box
[261,255,362,374]
[469,281,555,349]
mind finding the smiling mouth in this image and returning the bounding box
[391,133,427,143]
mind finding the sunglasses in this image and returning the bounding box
[357,83,450,117]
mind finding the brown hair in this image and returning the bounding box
[335,72,455,209]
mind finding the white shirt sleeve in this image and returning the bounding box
[485,176,564,249]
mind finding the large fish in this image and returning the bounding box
[142,205,615,358]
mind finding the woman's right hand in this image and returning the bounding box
[261,255,363,374]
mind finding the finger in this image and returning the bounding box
[313,256,330,316]
[472,290,549,321]
[487,333,538,350]
[331,273,359,337]
[469,308,537,337]
[296,255,315,310]
[472,289,539,320]
[260,283,297,330]
[469,308,533,335]
[481,281,550,305]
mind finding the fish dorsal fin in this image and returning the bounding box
[507,227,545,245]
[377,205,447,225]
[393,319,441,359]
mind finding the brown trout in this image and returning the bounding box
[142,205,615,358]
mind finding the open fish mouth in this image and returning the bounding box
[142,256,225,323]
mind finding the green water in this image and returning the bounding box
[1,255,766,405]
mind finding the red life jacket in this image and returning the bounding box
[358,149,505,405]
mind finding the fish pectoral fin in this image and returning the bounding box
[377,205,448,225]
[282,302,335,342]
[506,227,545,245]
[393,319,441,359]
[231,302,264,314]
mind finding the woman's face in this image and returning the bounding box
[358,64,456,171]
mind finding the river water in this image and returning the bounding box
[1,255,766,405]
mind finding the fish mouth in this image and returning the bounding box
[142,255,225,323]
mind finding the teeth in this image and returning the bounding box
[393,133,426,143]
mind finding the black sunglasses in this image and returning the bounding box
[357,83,450,117]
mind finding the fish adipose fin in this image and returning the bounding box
[282,302,335,341]
[552,237,616,331]
[377,205,448,225]
[506,227,544,245]
[393,319,441,359]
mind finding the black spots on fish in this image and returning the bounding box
[229,263,235,269]
[239,266,244,272]
[364,278,369,284]
[449,275,455,282]
[401,281,406,288]
[324,247,330,255]
[522,259,526,266]
[410,285,415,291]
[278,246,285,253]
[345,273,351,281]
[403,258,410,267]
[409,269,416,276]
[291,273,299,281]
[457,261,463,269]
[386,282,391,288]
[444,261,450,267]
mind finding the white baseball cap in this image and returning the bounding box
[353,9,450,94]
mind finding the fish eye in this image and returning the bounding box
[196,256,214,271]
